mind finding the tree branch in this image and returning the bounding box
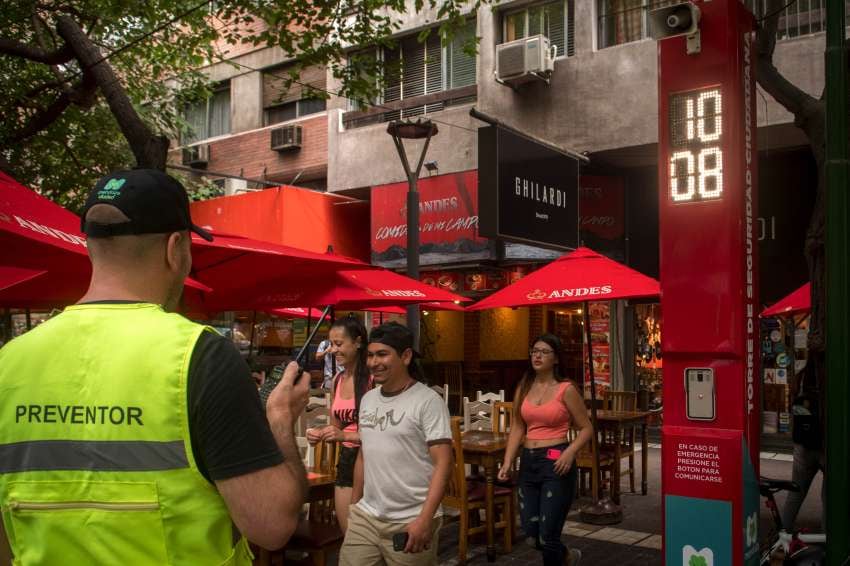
[55,15,169,170]
[0,37,73,64]
[6,74,98,144]
[755,0,816,117]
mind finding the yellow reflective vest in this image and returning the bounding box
[0,303,252,565]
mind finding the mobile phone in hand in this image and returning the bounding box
[392,532,409,552]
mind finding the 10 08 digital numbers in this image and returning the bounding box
[669,89,723,202]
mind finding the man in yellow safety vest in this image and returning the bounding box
[0,169,310,565]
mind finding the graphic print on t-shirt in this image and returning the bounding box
[359,407,406,431]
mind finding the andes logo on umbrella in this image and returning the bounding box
[526,286,614,300]
[365,288,427,298]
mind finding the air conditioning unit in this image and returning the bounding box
[271,125,303,151]
[495,34,557,87]
[182,144,210,167]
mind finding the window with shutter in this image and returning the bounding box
[342,19,477,128]
[448,22,477,89]
[503,1,571,57]
[263,64,328,125]
[181,82,230,144]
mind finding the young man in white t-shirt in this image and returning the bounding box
[339,322,452,566]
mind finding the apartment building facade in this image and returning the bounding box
[172,1,829,395]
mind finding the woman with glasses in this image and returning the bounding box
[497,334,593,566]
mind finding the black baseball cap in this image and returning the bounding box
[81,169,213,241]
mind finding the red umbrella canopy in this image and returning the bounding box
[214,267,470,311]
[269,307,329,320]
[468,247,660,310]
[0,173,91,308]
[0,173,211,308]
[186,233,370,312]
[761,282,811,317]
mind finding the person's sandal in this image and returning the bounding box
[566,548,582,565]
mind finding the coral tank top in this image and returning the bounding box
[521,381,572,440]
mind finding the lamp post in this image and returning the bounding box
[387,118,439,350]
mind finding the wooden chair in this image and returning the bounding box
[569,426,615,502]
[298,405,330,462]
[283,439,343,566]
[602,390,637,411]
[431,383,450,406]
[443,417,513,563]
[462,397,494,431]
[492,401,513,434]
[476,389,505,403]
[443,363,463,414]
[601,390,638,493]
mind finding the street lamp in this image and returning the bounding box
[387,118,439,350]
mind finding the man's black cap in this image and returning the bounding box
[81,169,213,241]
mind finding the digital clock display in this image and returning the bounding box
[669,88,723,202]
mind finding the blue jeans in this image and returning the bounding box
[518,443,578,566]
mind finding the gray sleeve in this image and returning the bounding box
[420,391,452,445]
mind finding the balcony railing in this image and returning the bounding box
[342,85,477,130]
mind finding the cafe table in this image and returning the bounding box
[595,410,651,502]
[255,467,336,566]
[461,429,508,563]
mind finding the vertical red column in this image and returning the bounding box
[657,1,760,564]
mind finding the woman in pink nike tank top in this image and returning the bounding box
[497,334,593,566]
[306,316,372,531]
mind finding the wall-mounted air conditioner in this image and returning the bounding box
[495,34,557,88]
[182,144,210,167]
[271,125,303,151]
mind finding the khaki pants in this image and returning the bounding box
[339,505,442,566]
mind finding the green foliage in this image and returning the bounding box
[1,0,484,204]
[688,555,708,566]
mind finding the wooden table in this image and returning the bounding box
[461,429,508,563]
[255,468,336,566]
[306,468,336,502]
[595,410,650,502]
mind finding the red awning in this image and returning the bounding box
[468,247,660,310]
[761,282,810,317]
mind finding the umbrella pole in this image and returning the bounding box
[580,300,622,524]
[248,310,257,359]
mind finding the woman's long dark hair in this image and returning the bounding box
[331,315,371,420]
[513,333,568,422]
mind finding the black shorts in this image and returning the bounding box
[336,445,359,488]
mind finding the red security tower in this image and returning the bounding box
[655,0,760,564]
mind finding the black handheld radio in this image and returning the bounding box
[258,305,333,407]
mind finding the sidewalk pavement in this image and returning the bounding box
[436,446,822,565]
[303,446,823,565]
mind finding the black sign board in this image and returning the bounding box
[478,126,579,250]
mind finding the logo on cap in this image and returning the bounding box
[97,178,126,201]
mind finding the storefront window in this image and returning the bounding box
[634,303,662,412]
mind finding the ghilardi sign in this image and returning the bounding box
[478,126,579,250]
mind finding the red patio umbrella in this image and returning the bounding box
[0,173,213,308]
[1,172,91,308]
[467,247,660,311]
[185,232,369,313]
[219,267,470,312]
[467,246,660,523]
[761,282,811,317]
[269,307,329,320]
